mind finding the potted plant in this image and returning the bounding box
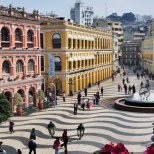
[37,90,45,110]
[14,93,23,116]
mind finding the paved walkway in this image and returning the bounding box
[0,69,154,154]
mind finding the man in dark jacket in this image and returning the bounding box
[28,139,37,154]
[74,102,78,115]
[84,88,87,97]
[9,121,14,134]
[77,92,81,104]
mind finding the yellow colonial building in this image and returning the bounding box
[142,37,154,73]
[40,18,113,95]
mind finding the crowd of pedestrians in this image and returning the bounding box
[2,65,154,154]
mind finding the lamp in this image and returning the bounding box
[49,122,85,154]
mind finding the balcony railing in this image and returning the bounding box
[0,75,43,87]
[1,41,10,48]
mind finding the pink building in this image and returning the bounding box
[0,5,43,111]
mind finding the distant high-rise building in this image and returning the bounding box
[70,0,94,26]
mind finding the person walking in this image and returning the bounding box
[128,85,132,94]
[118,84,121,92]
[9,120,15,134]
[77,92,82,104]
[47,121,55,136]
[140,81,143,88]
[96,92,100,105]
[112,75,114,82]
[101,87,104,95]
[92,94,96,105]
[126,76,129,83]
[17,149,22,154]
[74,102,78,115]
[28,139,37,154]
[84,88,87,97]
[0,142,6,153]
[97,81,100,87]
[30,128,36,140]
[122,78,125,85]
[53,138,60,154]
[62,91,66,102]
[81,98,86,111]
[124,84,127,95]
[61,129,68,154]
[132,85,136,94]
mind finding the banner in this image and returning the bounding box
[48,54,55,78]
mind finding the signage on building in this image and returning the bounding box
[48,54,55,78]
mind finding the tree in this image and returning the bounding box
[0,92,12,122]
[38,90,45,103]
[122,12,136,22]
[14,92,23,107]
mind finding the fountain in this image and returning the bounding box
[115,87,154,112]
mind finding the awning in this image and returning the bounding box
[77,57,82,61]
[85,56,90,59]
[92,55,95,59]
[81,57,85,60]
[68,57,73,62]
[73,57,78,61]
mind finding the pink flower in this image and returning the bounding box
[101,143,133,154]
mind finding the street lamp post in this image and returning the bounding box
[48,122,85,154]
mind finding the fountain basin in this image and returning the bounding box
[125,92,154,107]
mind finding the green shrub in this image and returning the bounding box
[0,92,12,122]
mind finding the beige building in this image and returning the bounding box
[107,21,123,47]
[141,37,154,73]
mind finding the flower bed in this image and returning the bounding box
[101,143,133,154]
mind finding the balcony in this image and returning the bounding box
[15,42,23,48]
[1,41,10,48]
[27,42,34,48]
[0,75,43,88]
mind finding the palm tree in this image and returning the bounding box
[0,92,12,122]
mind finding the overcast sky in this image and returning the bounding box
[1,0,153,18]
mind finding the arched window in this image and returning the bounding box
[27,30,33,42]
[54,56,61,71]
[28,59,35,72]
[2,60,10,74]
[16,60,23,73]
[15,28,22,41]
[27,30,34,48]
[1,27,10,41]
[52,33,61,49]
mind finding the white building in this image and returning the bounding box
[70,0,94,26]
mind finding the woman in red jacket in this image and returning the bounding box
[53,138,60,154]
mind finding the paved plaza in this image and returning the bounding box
[1,69,154,154]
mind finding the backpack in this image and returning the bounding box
[30,132,36,140]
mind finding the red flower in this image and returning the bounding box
[101,143,133,154]
[144,147,154,154]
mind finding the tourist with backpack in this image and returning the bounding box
[30,128,36,140]
[28,139,37,154]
